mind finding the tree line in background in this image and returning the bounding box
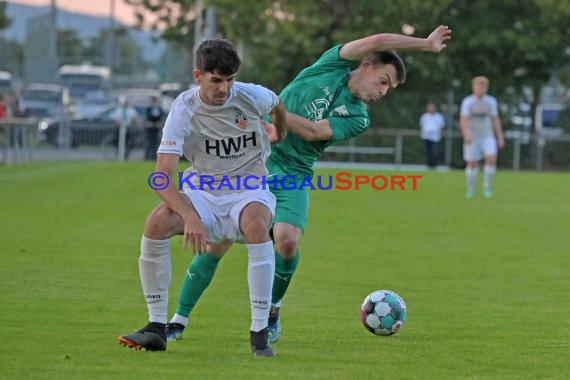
[1,0,569,133]
[0,30,147,78]
[125,0,570,133]
[56,28,147,75]
[0,1,9,30]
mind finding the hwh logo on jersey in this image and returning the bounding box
[205,132,257,156]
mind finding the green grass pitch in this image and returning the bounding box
[1,162,569,379]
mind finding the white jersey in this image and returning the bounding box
[158,82,280,194]
[460,95,498,139]
[419,112,445,142]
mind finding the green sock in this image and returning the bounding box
[272,250,300,304]
[175,253,221,317]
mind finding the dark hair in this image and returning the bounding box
[195,38,241,76]
[364,51,406,84]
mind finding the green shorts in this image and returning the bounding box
[270,179,310,233]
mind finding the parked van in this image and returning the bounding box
[20,83,71,118]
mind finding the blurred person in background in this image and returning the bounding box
[110,97,141,160]
[8,88,25,147]
[144,96,165,160]
[9,87,24,118]
[419,101,445,169]
[0,94,7,120]
[460,76,504,198]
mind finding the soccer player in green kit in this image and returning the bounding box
[166,24,452,344]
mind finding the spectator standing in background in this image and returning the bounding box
[419,101,445,169]
[110,97,141,160]
[144,96,165,160]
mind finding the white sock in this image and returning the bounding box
[272,301,282,308]
[170,313,189,327]
[247,241,275,332]
[465,166,479,193]
[139,235,171,324]
[483,164,496,189]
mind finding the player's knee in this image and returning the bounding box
[242,220,271,243]
[275,236,299,258]
[144,210,169,239]
[143,203,181,239]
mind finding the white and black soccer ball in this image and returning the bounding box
[360,290,407,336]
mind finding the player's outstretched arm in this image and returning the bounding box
[340,25,452,61]
[285,112,333,142]
[154,153,207,254]
[268,99,288,143]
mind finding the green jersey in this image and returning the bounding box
[267,45,371,178]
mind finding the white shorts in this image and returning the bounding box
[182,189,276,244]
[463,137,497,161]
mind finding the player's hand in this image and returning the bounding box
[463,133,473,145]
[183,219,208,255]
[498,136,505,149]
[261,120,279,144]
[426,25,452,53]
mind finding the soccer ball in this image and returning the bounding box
[360,290,407,336]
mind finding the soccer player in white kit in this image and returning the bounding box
[118,39,287,357]
[460,76,504,198]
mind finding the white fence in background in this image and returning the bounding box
[322,128,570,172]
[0,118,145,164]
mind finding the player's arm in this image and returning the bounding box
[488,97,504,148]
[459,116,472,144]
[268,99,288,143]
[153,153,200,223]
[153,153,207,254]
[285,112,333,142]
[459,99,472,144]
[493,115,505,148]
[339,25,452,61]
